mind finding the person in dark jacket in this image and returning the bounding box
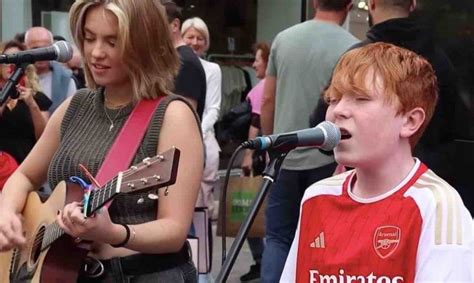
[311,0,458,184]
[358,0,459,183]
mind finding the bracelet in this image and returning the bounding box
[129,225,136,245]
[110,224,130,248]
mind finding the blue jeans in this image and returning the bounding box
[261,163,336,283]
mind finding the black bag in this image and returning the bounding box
[217,99,252,143]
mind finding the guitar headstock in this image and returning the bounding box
[84,147,180,216]
[118,147,180,194]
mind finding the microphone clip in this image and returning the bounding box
[0,62,28,105]
[240,134,299,153]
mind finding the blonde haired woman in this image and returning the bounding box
[182,17,222,219]
[0,40,51,166]
[0,0,203,282]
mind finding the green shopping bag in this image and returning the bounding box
[217,175,266,238]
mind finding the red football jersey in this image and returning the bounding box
[281,160,473,283]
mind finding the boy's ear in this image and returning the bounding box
[400,107,425,139]
[170,18,180,33]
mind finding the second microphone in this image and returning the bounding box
[241,121,341,152]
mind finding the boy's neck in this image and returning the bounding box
[351,153,416,199]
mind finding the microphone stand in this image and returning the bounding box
[0,62,28,105]
[215,149,288,283]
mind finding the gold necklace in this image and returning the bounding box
[104,97,130,109]
[103,104,124,131]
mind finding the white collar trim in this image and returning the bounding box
[347,158,421,204]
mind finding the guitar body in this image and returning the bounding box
[0,148,180,282]
[0,181,88,283]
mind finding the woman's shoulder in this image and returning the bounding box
[248,79,266,97]
[62,88,97,119]
[74,88,96,99]
[161,95,196,115]
[160,95,200,126]
[256,78,266,86]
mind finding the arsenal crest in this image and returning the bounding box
[373,226,401,259]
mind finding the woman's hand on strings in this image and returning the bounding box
[57,201,116,243]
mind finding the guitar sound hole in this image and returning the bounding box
[28,225,45,268]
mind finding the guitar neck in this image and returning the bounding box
[41,177,120,251]
[39,148,179,251]
[86,176,120,216]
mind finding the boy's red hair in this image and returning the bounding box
[325,42,438,147]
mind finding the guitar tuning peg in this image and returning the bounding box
[137,197,144,204]
[153,175,161,181]
[130,165,138,170]
[142,157,151,166]
[158,155,164,160]
[140,178,148,185]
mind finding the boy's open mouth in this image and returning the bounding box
[340,128,352,140]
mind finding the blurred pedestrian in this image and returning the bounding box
[0,40,51,189]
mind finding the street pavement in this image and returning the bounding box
[210,222,258,283]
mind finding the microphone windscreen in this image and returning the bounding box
[318,121,340,151]
[54,41,73,63]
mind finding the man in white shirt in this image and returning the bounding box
[24,27,77,113]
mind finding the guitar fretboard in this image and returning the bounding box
[88,177,119,215]
[41,177,119,251]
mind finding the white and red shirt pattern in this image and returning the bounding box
[281,159,473,283]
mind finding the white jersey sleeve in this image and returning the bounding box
[405,171,473,282]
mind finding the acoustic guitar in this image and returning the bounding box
[0,147,180,283]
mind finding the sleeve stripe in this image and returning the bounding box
[456,193,463,245]
[446,184,454,244]
[415,171,464,246]
[430,184,444,245]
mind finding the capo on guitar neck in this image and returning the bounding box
[79,163,102,188]
[69,176,93,217]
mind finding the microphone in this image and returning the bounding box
[0,41,73,64]
[241,121,341,152]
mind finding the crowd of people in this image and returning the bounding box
[0,0,472,282]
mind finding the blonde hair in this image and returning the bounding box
[24,65,41,92]
[181,17,210,52]
[69,0,179,100]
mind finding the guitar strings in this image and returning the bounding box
[29,176,121,249]
[27,160,165,250]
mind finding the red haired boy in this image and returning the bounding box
[281,43,473,282]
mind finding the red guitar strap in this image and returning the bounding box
[95,97,163,186]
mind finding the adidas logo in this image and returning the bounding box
[310,232,325,248]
